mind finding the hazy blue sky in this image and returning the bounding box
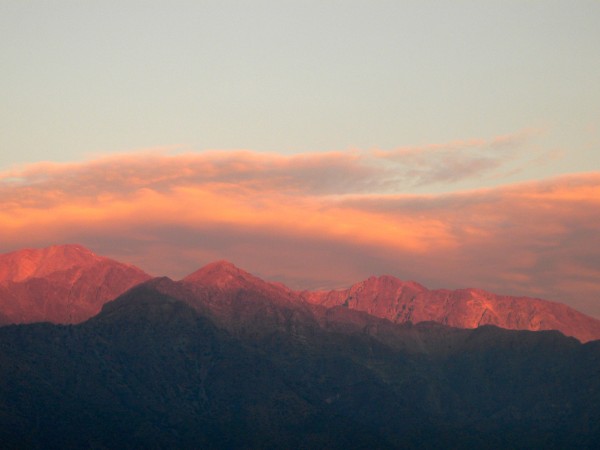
[2,1,599,192]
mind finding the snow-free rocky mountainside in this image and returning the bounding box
[1,244,600,342]
[301,275,600,343]
[0,244,151,324]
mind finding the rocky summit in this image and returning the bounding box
[0,244,151,324]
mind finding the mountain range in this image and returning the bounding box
[1,244,599,342]
[1,245,600,448]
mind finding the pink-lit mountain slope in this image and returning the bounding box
[1,244,599,343]
[0,245,151,324]
[300,275,600,343]
[146,260,319,337]
[141,260,600,343]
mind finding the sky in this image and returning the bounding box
[1,1,600,317]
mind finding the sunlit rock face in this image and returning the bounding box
[0,244,151,324]
[301,275,600,343]
[140,260,600,344]
[2,244,600,343]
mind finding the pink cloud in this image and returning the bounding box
[1,150,599,318]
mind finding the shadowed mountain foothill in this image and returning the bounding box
[1,265,600,448]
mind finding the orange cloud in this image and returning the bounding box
[1,150,599,318]
[336,173,600,312]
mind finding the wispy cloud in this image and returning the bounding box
[0,150,376,197]
[1,136,598,318]
[0,129,544,198]
[372,128,541,186]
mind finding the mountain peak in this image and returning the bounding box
[49,243,94,253]
[181,261,297,301]
[203,259,244,273]
[361,274,427,292]
[0,244,151,324]
[182,260,260,289]
[0,244,101,283]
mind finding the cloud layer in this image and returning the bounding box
[2,141,600,318]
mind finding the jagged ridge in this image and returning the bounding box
[1,245,600,342]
